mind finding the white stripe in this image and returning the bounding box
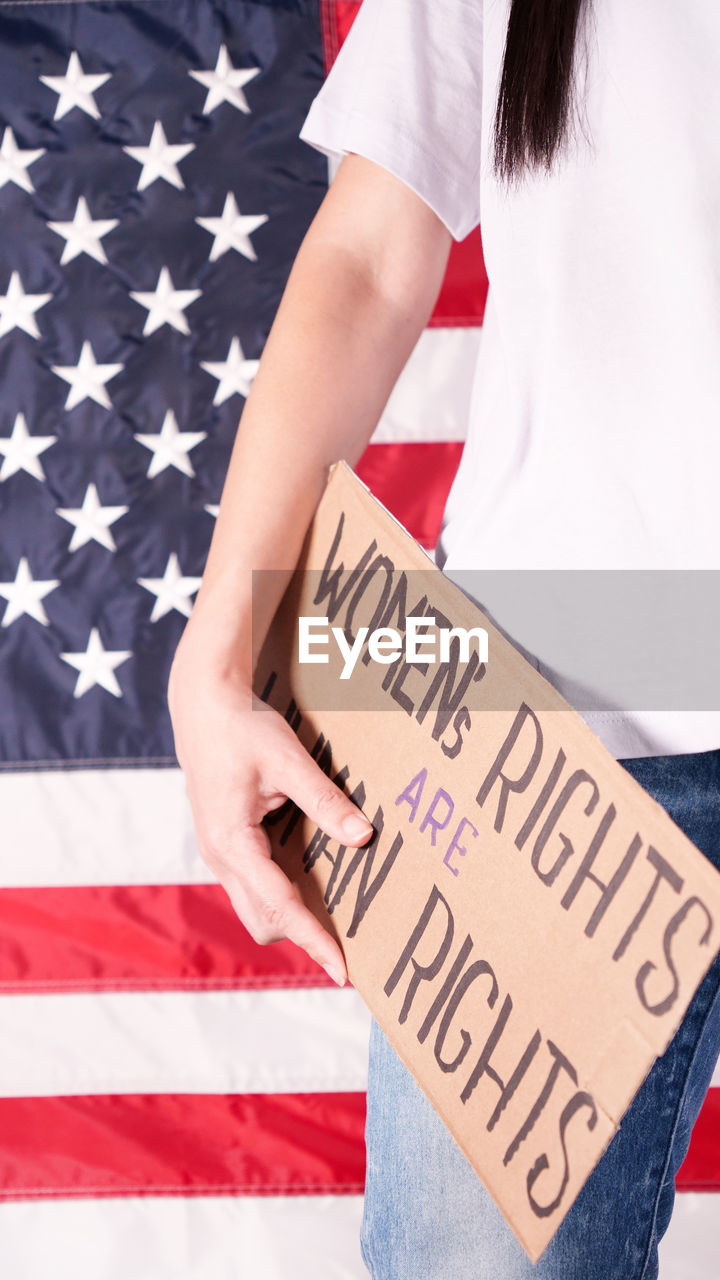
[712,1059,720,1087]
[0,988,370,1096]
[0,1195,367,1280]
[0,768,211,887]
[370,327,479,444]
[0,1190,716,1280]
[659,1193,720,1280]
[0,1189,715,1280]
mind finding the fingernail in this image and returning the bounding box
[323,962,346,988]
[342,814,373,842]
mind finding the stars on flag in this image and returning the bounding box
[196,192,268,262]
[0,126,45,193]
[0,272,52,340]
[60,627,131,698]
[40,51,111,121]
[47,196,119,265]
[51,341,124,410]
[130,267,202,337]
[201,336,259,404]
[0,558,59,628]
[0,413,56,482]
[123,121,195,191]
[135,409,206,479]
[189,44,260,115]
[138,553,202,621]
[56,483,128,553]
[0,38,283,716]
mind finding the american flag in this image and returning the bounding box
[0,1,716,1276]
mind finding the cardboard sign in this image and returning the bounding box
[253,461,720,1262]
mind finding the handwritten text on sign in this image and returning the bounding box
[254,462,720,1261]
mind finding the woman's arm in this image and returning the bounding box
[168,153,453,985]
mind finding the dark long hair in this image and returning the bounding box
[494,0,588,181]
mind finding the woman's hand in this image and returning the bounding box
[168,646,373,987]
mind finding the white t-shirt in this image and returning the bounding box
[298,0,720,760]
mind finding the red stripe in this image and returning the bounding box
[325,0,361,60]
[0,1087,713,1199]
[427,228,488,327]
[355,441,464,548]
[677,1087,720,1192]
[320,0,488,322]
[0,1093,366,1198]
[0,886,333,993]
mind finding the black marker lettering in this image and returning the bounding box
[434,960,499,1074]
[560,804,639,936]
[417,934,474,1044]
[612,845,683,961]
[416,647,485,743]
[476,703,544,835]
[460,993,540,1124]
[389,654,423,716]
[515,748,566,851]
[313,512,377,622]
[343,553,395,638]
[385,884,455,1024]
[504,1040,577,1166]
[441,706,471,761]
[636,895,713,1016]
[323,781,367,904]
[526,1091,598,1219]
[380,592,428,690]
[530,771,600,886]
[258,669,276,705]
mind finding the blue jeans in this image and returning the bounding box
[359,749,720,1279]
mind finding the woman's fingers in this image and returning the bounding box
[277,739,375,848]
[217,822,349,985]
[172,678,372,985]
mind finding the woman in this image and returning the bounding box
[168,1,720,1275]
